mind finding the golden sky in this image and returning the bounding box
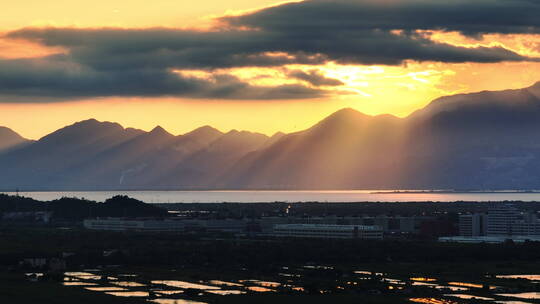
[1,0,540,139]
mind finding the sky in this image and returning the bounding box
[1,0,540,139]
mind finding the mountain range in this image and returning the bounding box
[1,81,540,190]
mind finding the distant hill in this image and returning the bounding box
[219,109,403,189]
[225,82,540,189]
[399,81,540,189]
[2,81,540,190]
[0,194,168,220]
[0,127,30,153]
[159,130,269,188]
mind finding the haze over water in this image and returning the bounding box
[4,191,540,203]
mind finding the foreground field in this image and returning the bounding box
[2,227,540,303]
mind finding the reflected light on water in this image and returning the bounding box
[152,290,184,295]
[206,290,246,295]
[151,280,220,290]
[62,282,98,286]
[246,286,275,292]
[497,293,540,300]
[496,275,540,281]
[444,294,494,300]
[111,281,146,287]
[447,282,483,289]
[105,291,149,297]
[208,280,243,287]
[409,298,457,304]
[149,299,208,304]
[411,277,437,282]
[85,287,127,292]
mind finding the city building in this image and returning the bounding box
[459,213,487,237]
[487,204,520,236]
[439,236,540,244]
[2,211,53,223]
[272,224,383,240]
[197,219,248,233]
[259,215,434,235]
[454,204,540,241]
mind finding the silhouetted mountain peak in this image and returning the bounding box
[529,81,540,97]
[323,108,371,122]
[310,108,373,133]
[37,119,138,148]
[69,118,123,130]
[0,126,29,152]
[0,126,25,140]
[149,125,173,137]
[270,131,285,138]
[50,119,123,136]
[125,127,145,135]
[184,125,223,138]
[410,82,540,122]
[223,129,267,138]
[329,107,365,117]
[80,118,98,124]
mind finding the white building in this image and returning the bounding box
[457,204,540,239]
[272,224,383,240]
[83,218,185,232]
[439,236,540,244]
[487,204,520,236]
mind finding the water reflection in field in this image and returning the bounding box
[496,275,540,281]
[497,292,540,299]
[152,290,184,295]
[411,277,437,282]
[151,280,220,290]
[246,286,275,292]
[206,290,246,295]
[62,282,98,286]
[444,294,494,300]
[149,299,207,304]
[447,282,484,289]
[409,298,457,304]
[64,272,102,280]
[85,287,127,291]
[111,281,146,287]
[58,268,540,304]
[208,280,243,287]
[105,291,149,297]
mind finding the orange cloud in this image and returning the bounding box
[0,35,65,59]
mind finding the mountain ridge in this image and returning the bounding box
[3,81,540,190]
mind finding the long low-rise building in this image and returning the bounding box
[83,218,185,232]
[438,236,540,244]
[272,224,383,240]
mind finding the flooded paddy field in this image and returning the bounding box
[31,264,540,304]
[4,227,540,303]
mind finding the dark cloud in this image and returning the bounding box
[6,28,326,70]
[288,70,344,86]
[1,0,539,101]
[0,55,330,101]
[224,0,540,36]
